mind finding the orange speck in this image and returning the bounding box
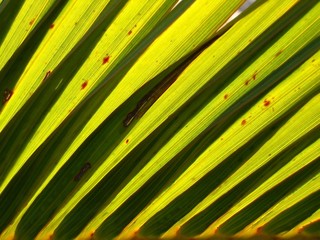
[264,99,271,107]
[126,139,129,144]
[50,23,55,29]
[257,226,264,233]
[102,56,110,64]
[81,81,88,89]
[90,232,95,238]
[224,94,228,99]
[128,30,132,35]
[241,119,246,126]
[29,19,35,25]
[133,229,140,237]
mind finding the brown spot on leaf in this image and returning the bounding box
[252,71,257,80]
[42,71,51,83]
[275,50,283,57]
[3,89,13,104]
[81,80,88,90]
[50,23,55,29]
[128,30,132,35]
[241,119,246,126]
[29,19,35,25]
[264,99,271,107]
[103,56,110,64]
[224,94,228,99]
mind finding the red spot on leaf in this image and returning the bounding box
[241,119,246,126]
[29,19,35,25]
[224,94,228,99]
[81,81,88,89]
[128,30,132,35]
[264,99,271,107]
[3,89,13,104]
[90,232,94,238]
[102,56,110,64]
[125,139,129,144]
[50,23,55,29]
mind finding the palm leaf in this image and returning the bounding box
[0,0,319,239]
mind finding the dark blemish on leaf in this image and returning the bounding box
[275,50,283,57]
[42,71,52,82]
[128,30,132,35]
[252,71,257,80]
[102,56,110,64]
[50,24,55,29]
[90,232,94,238]
[241,119,246,126]
[224,94,228,100]
[123,111,136,127]
[3,89,13,104]
[312,59,315,62]
[74,162,91,181]
[81,80,88,90]
[123,72,179,127]
[125,139,129,144]
[29,19,35,25]
[264,99,271,107]
[245,79,250,86]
